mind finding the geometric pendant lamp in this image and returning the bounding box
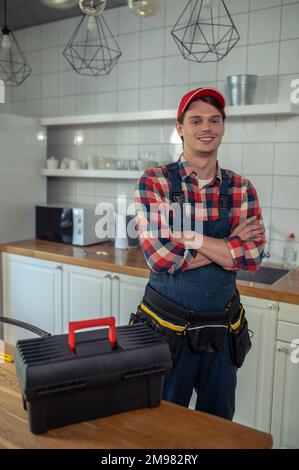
[63,1,122,76]
[0,0,32,86]
[171,0,240,63]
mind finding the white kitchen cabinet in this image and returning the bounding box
[110,272,148,325]
[233,295,278,433]
[62,265,148,329]
[62,264,112,331]
[271,310,299,449]
[2,254,148,344]
[2,253,62,344]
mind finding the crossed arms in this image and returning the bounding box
[135,175,266,274]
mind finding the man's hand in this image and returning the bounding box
[174,216,265,272]
[185,252,212,270]
[230,216,265,241]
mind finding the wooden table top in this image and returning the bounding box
[0,346,272,449]
[1,239,299,305]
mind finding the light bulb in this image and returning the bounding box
[87,15,97,31]
[79,0,106,16]
[74,133,84,145]
[128,0,160,18]
[2,33,11,49]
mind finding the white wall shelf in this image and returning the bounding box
[40,103,299,127]
[41,110,177,126]
[227,102,299,117]
[41,169,143,179]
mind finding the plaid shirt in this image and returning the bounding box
[135,158,265,274]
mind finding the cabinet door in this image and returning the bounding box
[233,295,278,433]
[111,273,148,326]
[2,253,62,344]
[271,318,299,449]
[63,264,111,330]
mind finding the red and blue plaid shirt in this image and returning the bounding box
[135,157,265,274]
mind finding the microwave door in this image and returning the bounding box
[60,208,73,244]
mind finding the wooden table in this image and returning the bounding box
[0,346,272,449]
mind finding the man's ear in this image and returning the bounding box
[176,121,183,137]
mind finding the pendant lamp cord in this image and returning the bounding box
[3,0,9,33]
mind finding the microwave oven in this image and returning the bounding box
[36,203,107,246]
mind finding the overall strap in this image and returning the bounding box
[166,162,185,204]
[166,164,232,210]
[219,169,232,210]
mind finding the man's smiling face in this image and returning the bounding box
[176,100,225,157]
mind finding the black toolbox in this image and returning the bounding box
[14,317,172,434]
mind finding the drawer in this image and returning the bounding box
[278,302,299,324]
[241,295,278,311]
[277,321,299,342]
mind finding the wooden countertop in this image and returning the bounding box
[1,239,299,305]
[0,239,149,278]
[0,345,272,449]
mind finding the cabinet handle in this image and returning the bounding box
[55,265,62,271]
[277,345,291,355]
[267,303,273,310]
[111,274,120,281]
[104,274,111,279]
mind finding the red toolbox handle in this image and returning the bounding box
[68,316,117,352]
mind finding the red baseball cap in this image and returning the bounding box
[177,87,226,121]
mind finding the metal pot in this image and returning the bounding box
[227,74,258,106]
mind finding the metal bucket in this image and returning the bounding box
[227,74,258,106]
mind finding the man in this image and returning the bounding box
[134,87,265,420]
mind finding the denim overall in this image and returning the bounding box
[149,163,238,420]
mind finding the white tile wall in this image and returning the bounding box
[5,1,299,264]
[248,7,281,44]
[218,143,243,174]
[243,143,274,175]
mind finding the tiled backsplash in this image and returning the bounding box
[4,0,299,264]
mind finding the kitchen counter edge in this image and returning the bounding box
[1,240,299,306]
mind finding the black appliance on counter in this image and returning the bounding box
[35,203,107,246]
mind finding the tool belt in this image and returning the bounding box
[129,284,252,368]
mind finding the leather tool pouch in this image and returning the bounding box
[187,312,229,354]
[129,305,185,368]
[229,303,252,368]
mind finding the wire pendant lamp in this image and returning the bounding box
[63,2,121,76]
[0,0,31,86]
[171,0,240,63]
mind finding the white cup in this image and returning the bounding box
[87,155,97,170]
[69,159,81,170]
[46,157,59,170]
[60,158,70,169]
